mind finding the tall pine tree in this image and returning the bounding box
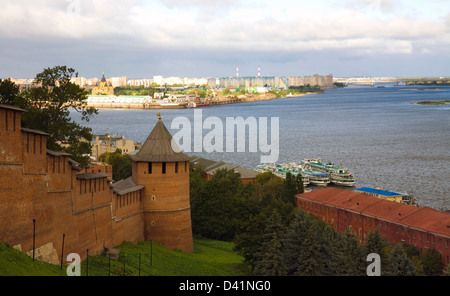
[283,210,313,275]
[339,228,366,276]
[294,226,323,276]
[254,210,287,276]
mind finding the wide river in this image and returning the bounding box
[71,85,450,211]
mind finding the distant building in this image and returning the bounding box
[207,76,289,90]
[70,77,86,87]
[110,76,128,88]
[189,155,257,184]
[91,133,140,161]
[289,74,334,88]
[127,79,153,87]
[8,78,35,90]
[91,73,115,95]
[207,74,334,90]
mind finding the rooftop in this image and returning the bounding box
[188,155,257,179]
[357,187,404,197]
[297,187,450,238]
[110,177,144,196]
[129,116,190,163]
[76,172,110,180]
[0,103,26,112]
[21,127,51,136]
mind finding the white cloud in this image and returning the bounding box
[0,0,447,54]
[0,0,449,77]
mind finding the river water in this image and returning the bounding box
[71,85,450,211]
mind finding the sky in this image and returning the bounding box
[1,0,449,79]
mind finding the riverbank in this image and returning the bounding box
[85,91,322,109]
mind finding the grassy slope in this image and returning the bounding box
[0,237,250,276]
[0,243,66,276]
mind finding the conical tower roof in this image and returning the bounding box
[129,114,190,163]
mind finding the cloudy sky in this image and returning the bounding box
[1,0,449,79]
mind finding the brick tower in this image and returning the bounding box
[129,113,194,252]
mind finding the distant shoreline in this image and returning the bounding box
[86,91,321,109]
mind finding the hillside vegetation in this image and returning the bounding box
[0,237,249,276]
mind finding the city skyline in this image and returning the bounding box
[0,0,449,79]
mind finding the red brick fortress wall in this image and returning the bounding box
[0,104,144,264]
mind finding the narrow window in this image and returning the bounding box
[148,162,152,174]
[162,162,166,174]
[175,162,178,173]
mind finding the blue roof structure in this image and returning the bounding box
[356,187,403,197]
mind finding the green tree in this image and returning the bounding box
[314,222,341,276]
[388,244,417,276]
[190,168,259,241]
[254,211,287,276]
[189,162,207,201]
[326,232,349,275]
[233,213,266,272]
[401,243,425,275]
[295,173,304,195]
[420,248,443,276]
[339,228,366,276]
[364,230,391,275]
[294,226,323,276]
[222,88,231,96]
[99,150,132,181]
[19,66,97,168]
[281,172,298,206]
[0,79,27,107]
[443,264,450,276]
[197,89,207,98]
[255,172,284,204]
[283,210,313,275]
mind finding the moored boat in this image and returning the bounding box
[301,158,355,187]
[254,163,310,187]
[302,169,330,186]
